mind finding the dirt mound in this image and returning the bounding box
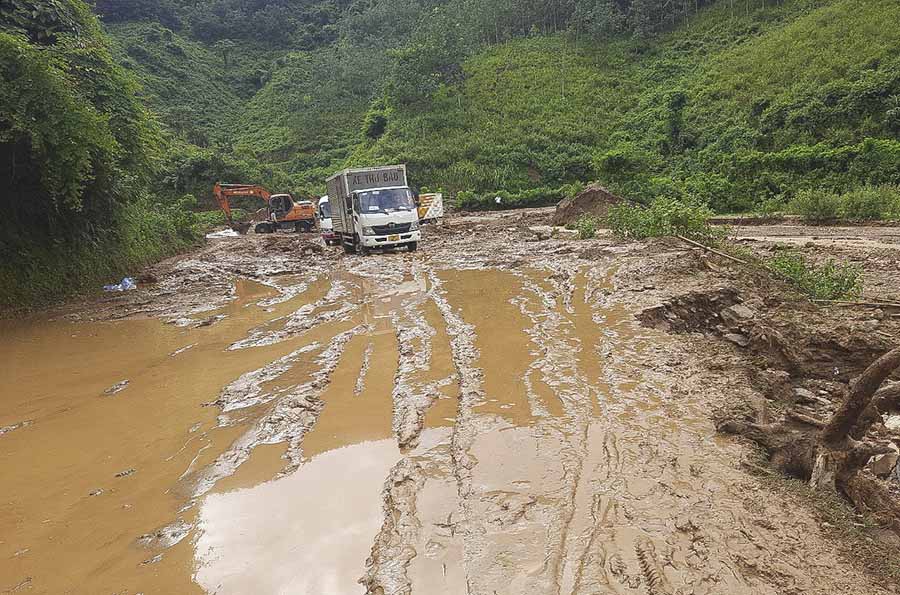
[551,183,625,226]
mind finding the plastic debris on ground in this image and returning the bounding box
[104,277,137,292]
[206,229,241,239]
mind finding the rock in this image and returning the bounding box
[552,228,579,240]
[793,387,832,408]
[869,443,899,477]
[754,369,792,401]
[793,388,816,401]
[527,225,552,241]
[723,333,750,347]
[551,183,625,227]
[727,304,756,320]
[885,415,900,431]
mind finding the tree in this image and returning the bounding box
[213,39,236,67]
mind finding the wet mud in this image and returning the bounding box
[1,226,895,594]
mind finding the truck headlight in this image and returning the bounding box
[362,226,377,236]
[409,220,419,231]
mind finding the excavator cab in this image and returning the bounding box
[270,194,294,220]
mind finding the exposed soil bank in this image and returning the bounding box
[1,218,898,594]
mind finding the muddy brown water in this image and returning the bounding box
[0,250,888,594]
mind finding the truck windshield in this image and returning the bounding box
[358,189,414,214]
[320,201,331,218]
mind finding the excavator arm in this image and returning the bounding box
[213,183,272,224]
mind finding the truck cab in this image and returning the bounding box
[318,196,338,246]
[349,186,421,252]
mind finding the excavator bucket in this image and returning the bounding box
[231,221,252,235]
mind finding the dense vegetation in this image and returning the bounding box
[95,0,900,210]
[788,185,900,222]
[0,0,204,311]
[3,0,899,309]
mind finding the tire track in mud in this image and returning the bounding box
[361,262,610,594]
[132,267,377,566]
[69,232,891,595]
[127,251,893,595]
[359,254,890,595]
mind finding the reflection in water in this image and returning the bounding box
[0,279,331,594]
[194,439,401,595]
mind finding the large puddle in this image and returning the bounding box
[194,438,401,594]
[0,263,640,593]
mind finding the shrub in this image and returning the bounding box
[789,185,900,221]
[754,196,788,217]
[840,185,900,220]
[767,253,862,300]
[606,197,722,241]
[362,109,389,140]
[788,189,842,222]
[574,215,600,239]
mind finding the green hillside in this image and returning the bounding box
[0,0,200,311]
[3,0,899,310]
[101,0,899,211]
[354,0,900,210]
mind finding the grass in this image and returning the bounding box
[603,196,864,301]
[606,197,725,242]
[107,22,274,146]
[0,199,210,315]
[767,252,863,300]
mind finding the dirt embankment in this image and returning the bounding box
[551,183,625,226]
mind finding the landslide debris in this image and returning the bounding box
[551,183,625,227]
[632,247,900,551]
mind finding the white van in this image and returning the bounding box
[317,196,339,246]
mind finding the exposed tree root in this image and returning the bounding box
[722,347,900,534]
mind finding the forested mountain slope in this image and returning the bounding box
[1,0,199,310]
[99,0,900,211]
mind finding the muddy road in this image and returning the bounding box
[2,213,898,594]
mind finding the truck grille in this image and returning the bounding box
[372,223,411,235]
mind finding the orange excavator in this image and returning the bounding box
[213,183,317,234]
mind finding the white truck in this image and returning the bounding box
[326,165,421,254]
[317,196,339,246]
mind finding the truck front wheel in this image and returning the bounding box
[407,242,418,252]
